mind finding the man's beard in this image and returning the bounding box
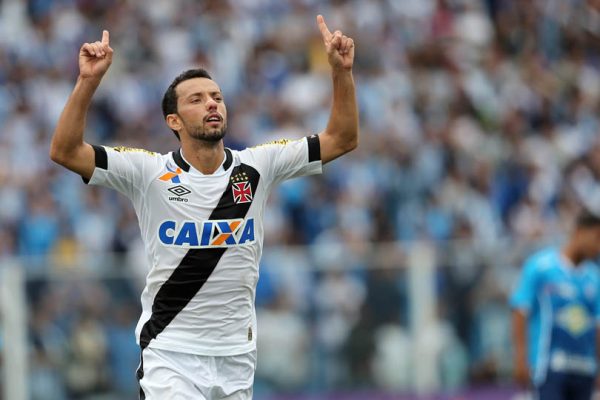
[187,122,227,143]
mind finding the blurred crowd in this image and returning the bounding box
[3,0,600,398]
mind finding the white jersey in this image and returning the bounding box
[86,135,321,356]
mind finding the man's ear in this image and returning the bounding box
[166,114,181,132]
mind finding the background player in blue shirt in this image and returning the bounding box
[511,210,600,400]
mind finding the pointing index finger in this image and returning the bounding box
[317,15,332,42]
[102,30,109,45]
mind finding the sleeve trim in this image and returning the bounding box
[92,144,108,170]
[307,134,320,163]
[82,145,108,184]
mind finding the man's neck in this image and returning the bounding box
[562,243,583,267]
[181,139,225,175]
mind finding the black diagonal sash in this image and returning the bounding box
[139,163,260,350]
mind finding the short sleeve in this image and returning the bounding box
[248,135,322,186]
[86,145,159,199]
[509,257,540,313]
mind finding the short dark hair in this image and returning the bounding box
[575,209,600,229]
[162,68,213,140]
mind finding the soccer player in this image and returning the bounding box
[49,15,357,400]
[510,210,600,400]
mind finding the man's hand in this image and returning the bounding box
[317,15,354,71]
[79,30,113,81]
[50,30,113,178]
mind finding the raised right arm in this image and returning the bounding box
[49,30,113,180]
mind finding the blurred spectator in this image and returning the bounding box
[105,303,140,397]
[313,268,366,387]
[3,0,600,396]
[256,292,310,392]
[64,315,109,397]
[19,188,60,260]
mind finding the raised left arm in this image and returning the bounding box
[316,15,359,164]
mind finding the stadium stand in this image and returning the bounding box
[2,0,600,398]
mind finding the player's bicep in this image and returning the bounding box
[53,142,97,180]
[318,130,354,164]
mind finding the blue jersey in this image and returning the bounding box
[510,247,600,384]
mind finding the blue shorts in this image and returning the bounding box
[536,370,594,400]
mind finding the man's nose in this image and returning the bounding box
[206,98,217,111]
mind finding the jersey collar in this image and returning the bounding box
[173,148,233,172]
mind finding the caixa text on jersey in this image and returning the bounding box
[158,218,255,248]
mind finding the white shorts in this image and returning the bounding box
[137,347,256,400]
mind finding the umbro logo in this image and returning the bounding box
[168,185,191,197]
[168,185,191,202]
